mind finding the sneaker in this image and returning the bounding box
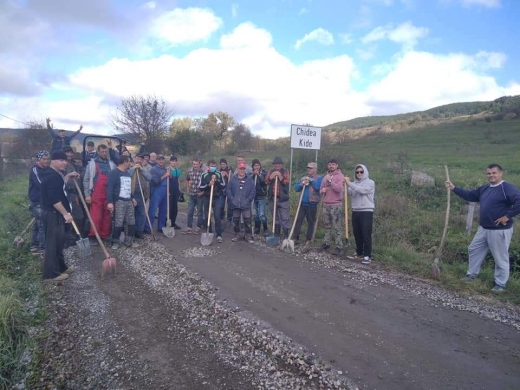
[247,237,255,244]
[347,253,361,260]
[124,241,139,248]
[231,235,242,242]
[320,243,331,251]
[461,275,476,283]
[194,227,201,234]
[491,284,505,293]
[111,243,120,250]
[89,239,99,246]
[331,247,342,256]
[361,256,372,265]
[30,246,39,253]
[64,266,75,275]
[173,225,182,230]
[50,273,69,282]
[182,228,193,235]
[216,236,223,243]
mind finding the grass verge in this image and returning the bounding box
[0,176,46,388]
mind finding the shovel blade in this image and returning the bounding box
[200,232,214,246]
[162,226,175,238]
[266,235,280,247]
[76,238,91,258]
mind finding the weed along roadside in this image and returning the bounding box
[0,176,46,389]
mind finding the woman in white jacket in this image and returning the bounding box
[344,164,375,264]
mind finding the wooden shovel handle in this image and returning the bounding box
[272,176,278,232]
[207,182,214,230]
[288,188,305,240]
[71,219,81,236]
[73,179,111,259]
[344,182,349,238]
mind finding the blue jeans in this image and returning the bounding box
[30,203,45,250]
[202,197,222,236]
[147,185,167,231]
[134,193,146,235]
[254,198,267,225]
[187,194,204,229]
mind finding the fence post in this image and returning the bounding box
[465,202,476,235]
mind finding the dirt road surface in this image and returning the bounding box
[33,215,520,390]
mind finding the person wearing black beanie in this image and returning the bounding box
[251,159,268,235]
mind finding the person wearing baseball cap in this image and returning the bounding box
[227,161,256,243]
[39,150,80,281]
[82,140,98,167]
[265,156,291,238]
[293,162,323,246]
[28,150,51,256]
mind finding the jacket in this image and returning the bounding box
[83,157,116,196]
[294,174,322,207]
[265,168,291,202]
[199,171,225,198]
[347,164,375,212]
[227,174,256,210]
[252,169,268,199]
[319,169,344,206]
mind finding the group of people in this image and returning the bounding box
[29,119,520,292]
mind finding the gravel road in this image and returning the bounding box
[25,216,520,390]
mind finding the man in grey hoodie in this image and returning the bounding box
[344,164,375,264]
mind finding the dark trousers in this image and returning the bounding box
[42,210,68,279]
[169,190,179,225]
[134,193,146,235]
[233,208,252,238]
[352,211,374,258]
[202,197,222,236]
[220,194,233,222]
[293,205,317,241]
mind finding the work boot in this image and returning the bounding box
[262,222,269,237]
[254,221,261,235]
[274,225,281,237]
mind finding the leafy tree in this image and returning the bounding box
[110,94,172,152]
[170,117,194,134]
[231,123,253,150]
[200,111,235,150]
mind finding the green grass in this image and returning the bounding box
[0,176,46,388]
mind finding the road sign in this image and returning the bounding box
[290,124,321,150]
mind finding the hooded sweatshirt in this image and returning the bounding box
[319,169,344,206]
[347,164,375,212]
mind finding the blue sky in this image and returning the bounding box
[0,0,518,138]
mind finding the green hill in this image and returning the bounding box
[325,95,520,132]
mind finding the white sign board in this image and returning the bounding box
[290,124,322,150]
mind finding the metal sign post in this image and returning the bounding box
[289,124,322,195]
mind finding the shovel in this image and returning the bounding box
[136,170,159,241]
[302,197,323,253]
[201,184,214,246]
[13,218,35,248]
[73,179,117,278]
[162,176,175,238]
[432,165,451,280]
[251,176,257,241]
[266,176,280,247]
[343,182,351,255]
[281,187,305,252]
[71,219,92,258]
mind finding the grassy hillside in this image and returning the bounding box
[325,95,520,131]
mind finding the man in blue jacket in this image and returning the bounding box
[148,155,170,231]
[446,163,520,292]
[28,150,50,255]
[293,162,322,246]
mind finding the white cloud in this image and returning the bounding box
[220,22,272,49]
[362,21,428,48]
[142,2,156,10]
[150,8,222,46]
[295,28,335,49]
[231,3,238,17]
[298,7,309,15]
[366,50,519,114]
[461,0,500,7]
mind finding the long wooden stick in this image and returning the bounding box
[432,166,450,279]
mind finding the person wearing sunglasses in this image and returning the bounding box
[344,164,375,264]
